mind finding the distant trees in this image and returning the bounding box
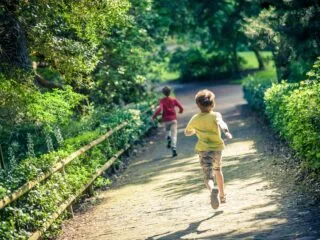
[156,0,320,82]
[244,0,320,82]
[0,0,319,159]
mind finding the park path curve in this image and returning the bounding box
[59,83,320,240]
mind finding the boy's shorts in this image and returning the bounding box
[198,151,222,181]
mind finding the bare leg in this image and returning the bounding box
[214,169,225,197]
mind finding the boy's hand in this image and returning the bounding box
[225,132,233,139]
[185,129,195,136]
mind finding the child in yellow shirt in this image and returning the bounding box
[185,89,232,209]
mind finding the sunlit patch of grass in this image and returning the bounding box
[239,51,273,70]
[230,51,276,84]
[160,70,180,82]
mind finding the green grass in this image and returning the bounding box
[230,51,276,84]
[159,70,180,82]
[154,56,181,82]
[230,67,277,85]
[158,51,275,83]
[238,51,273,70]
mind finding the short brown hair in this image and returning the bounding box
[162,86,171,96]
[195,89,215,112]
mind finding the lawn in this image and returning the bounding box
[158,51,275,83]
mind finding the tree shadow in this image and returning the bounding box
[145,211,223,240]
[113,101,320,238]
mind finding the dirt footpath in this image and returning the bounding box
[59,83,320,240]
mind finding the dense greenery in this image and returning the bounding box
[0,102,155,240]
[157,0,320,82]
[242,67,277,111]
[243,58,320,172]
[1,0,319,238]
[0,0,167,167]
[244,0,320,82]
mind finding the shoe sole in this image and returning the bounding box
[211,189,220,209]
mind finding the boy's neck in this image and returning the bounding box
[200,110,212,113]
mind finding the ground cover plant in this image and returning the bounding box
[0,101,156,240]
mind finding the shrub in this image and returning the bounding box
[169,47,234,82]
[0,100,156,239]
[242,70,277,111]
[265,80,320,170]
[243,57,320,171]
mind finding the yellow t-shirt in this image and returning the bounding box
[185,111,225,152]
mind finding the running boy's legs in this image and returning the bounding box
[212,151,225,198]
[165,122,171,139]
[200,151,225,196]
[199,151,223,209]
[170,120,178,149]
[164,122,172,148]
[214,169,225,198]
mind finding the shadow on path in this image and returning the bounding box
[146,211,224,240]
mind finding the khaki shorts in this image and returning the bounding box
[198,151,222,181]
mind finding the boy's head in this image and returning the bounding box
[195,89,215,112]
[162,86,171,97]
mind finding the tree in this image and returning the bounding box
[243,0,320,82]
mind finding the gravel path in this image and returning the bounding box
[59,83,320,240]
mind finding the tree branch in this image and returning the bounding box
[32,61,64,89]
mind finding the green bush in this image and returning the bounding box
[265,80,320,170]
[242,70,277,111]
[0,101,156,240]
[169,47,234,82]
[243,57,320,171]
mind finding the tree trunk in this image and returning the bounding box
[252,48,265,70]
[0,4,31,70]
[32,62,64,89]
[232,45,240,73]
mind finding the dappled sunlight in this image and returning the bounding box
[58,85,320,240]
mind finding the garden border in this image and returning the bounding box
[29,144,131,240]
[0,122,128,210]
[0,104,155,210]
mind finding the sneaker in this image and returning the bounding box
[172,149,177,157]
[220,194,226,204]
[167,136,171,148]
[210,188,220,209]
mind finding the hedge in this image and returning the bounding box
[0,101,156,240]
[265,81,320,170]
[243,57,320,172]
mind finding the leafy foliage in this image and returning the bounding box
[242,67,277,111]
[0,0,166,167]
[169,47,236,81]
[0,101,156,239]
[264,62,320,170]
[244,58,320,171]
[243,1,320,82]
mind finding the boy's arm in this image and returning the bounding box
[216,113,232,139]
[152,103,163,119]
[175,99,184,113]
[184,118,196,136]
